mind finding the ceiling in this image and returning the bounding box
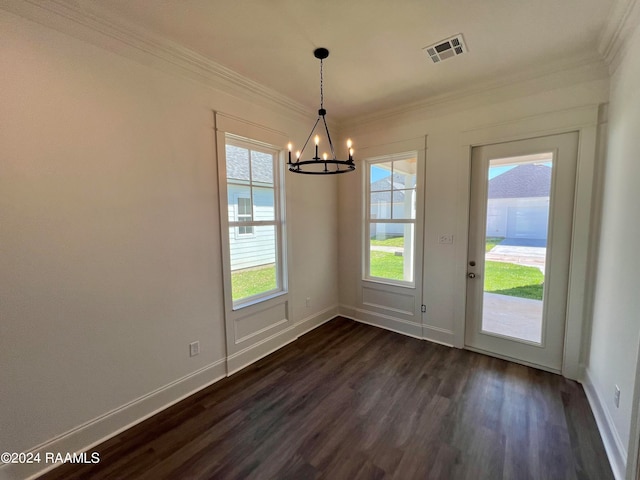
[81,0,615,120]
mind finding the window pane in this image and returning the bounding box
[391,188,416,219]
[370,190,392,219]
[369,224,414,283]
[226,145,250,182]
[227,185,251,222]
[229,225,278,301]
[370,162,392,191]
[251,150,274,185]
[238,197,251,216]
[393,158,417,188]
[253,186,275,221]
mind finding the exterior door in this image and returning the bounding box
[465,132,578,371]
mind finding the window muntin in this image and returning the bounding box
[224,137,284,306]
[366,153,418,285]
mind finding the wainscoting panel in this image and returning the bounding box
[362,285,416,317]
[234,300,289,344]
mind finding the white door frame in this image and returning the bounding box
[465,133,578,372]
[456,105,601,379]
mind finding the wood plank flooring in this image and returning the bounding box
[39,317,614,480]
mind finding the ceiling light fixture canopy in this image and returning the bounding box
[287,48,355,175]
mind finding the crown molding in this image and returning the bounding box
[0,0,313,121]
[2,0,614,130]
[342,51,608,129]
[598,0,640,73]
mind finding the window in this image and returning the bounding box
[236,197,253,236]
[365,153,417,285]
[224,135,285,306]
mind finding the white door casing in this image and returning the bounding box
[465,132,579,372]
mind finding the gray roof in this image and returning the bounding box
[371,173,411,202]
[488,164,551,199]
[226,144,273,184]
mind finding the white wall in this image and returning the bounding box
[338,71,609,349]
[586,16,640,479]
[0,8,338,475]
[0,3,631,479]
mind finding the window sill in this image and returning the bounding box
[362,277,416,289]
[232,289,288,311]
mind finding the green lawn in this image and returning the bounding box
[231,264,276,301]
[374,236,503,251]
[235,238,542,302]
[370,251,405,280]
[483,237,543,299]
[370,236,405,247]
[368,235,544,300]
[485,237,504,252]
[484,261,544,300]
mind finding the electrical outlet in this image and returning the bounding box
[438,234,454,244]
[306,297,311,308]
[189,341,200,357]
[614,385,620,408]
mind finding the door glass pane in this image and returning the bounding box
[482,153,553,343]
[369,224,414,282]
[229,225,278,302]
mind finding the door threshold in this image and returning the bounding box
[464,345,562,375]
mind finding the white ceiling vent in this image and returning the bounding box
[423,34,467,63]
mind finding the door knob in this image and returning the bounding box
[467,272,476,278]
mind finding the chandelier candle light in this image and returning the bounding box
[287,48,355,175]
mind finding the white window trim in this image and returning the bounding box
[364,152,418,287]
[219,133,287,310]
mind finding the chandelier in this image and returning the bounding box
[287,48,355,175]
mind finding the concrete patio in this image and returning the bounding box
[485,243,547,273]
[482,292,543,343]
[481,239,546,343]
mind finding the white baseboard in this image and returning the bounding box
[340,304,455,347]
[226,323,298,376]
[423,325,456,347]
[1,312,616,480]
[226,305,338,376]
[582,368,627,480]
[1,307,340,480]
[0,359,227,480]
[339,304,423,339]
[294,305,338,337]
[338,305,358,321]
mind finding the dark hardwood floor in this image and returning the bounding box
[39,317,613,480]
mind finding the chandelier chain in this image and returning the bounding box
[320,58,324,110]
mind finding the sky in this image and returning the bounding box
[488,165,517,179]
[371,162,550,182]
[371,165,388,182]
